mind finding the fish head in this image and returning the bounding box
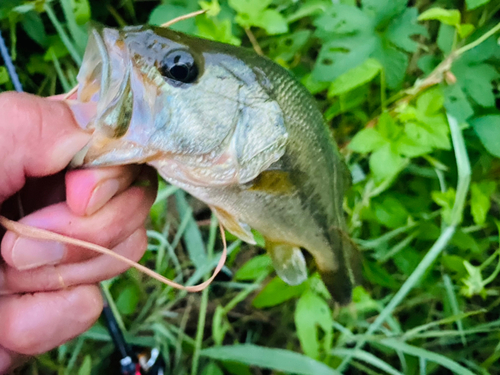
[73,25,288,186]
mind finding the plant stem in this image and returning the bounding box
[455,22,500,56]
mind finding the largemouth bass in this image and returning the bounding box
[72,25,360,304]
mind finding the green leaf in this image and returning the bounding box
[470,181,496,225]
[252,277,306,308]
[294,291,333,359]
[461,261,486,298]
[196,16,241,45]
[361,0,407,25]
[373,196,409,228]
[21,11,47,47]
[0,66,8,85]
[443,84,474,123]
[386,7,428,53]
[235,255,273,281]
[418,8,461,27]
[115,283,140,315]
[369,143,406,180]
[77,355,92,375]
[255,9,288,35]
[457,23,475,38]
[229,0,270,14]
[202,362,224,375]
[471,115,500,157]
[328,58,381,96]
[348,128,386,153]
[363,260,399,289]
[465,0,490,10]
[149,3,198,33]
[201,345,341,375]
[331,348,404,375]
[432,188,456,225]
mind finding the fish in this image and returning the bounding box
[71,24,360,304]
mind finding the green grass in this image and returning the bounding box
[1,0,500,374]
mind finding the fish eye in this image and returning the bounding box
[159,49,198,84]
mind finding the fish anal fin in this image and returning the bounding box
[247,170,295,195]
[266,241,308,286]
[210,206,256,245]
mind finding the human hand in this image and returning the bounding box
[0,92,157,372]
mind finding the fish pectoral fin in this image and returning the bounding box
[246,170,295,196]
[210,206,256,245]
[267,241,308,286]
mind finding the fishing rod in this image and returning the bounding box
[0,30,165,375]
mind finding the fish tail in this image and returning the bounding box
[318,226,361,305]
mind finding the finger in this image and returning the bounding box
[0,92,92,203]
[0,346,25,374]
[66,165,141,216]
[2,228,147,294]
[1,172,156,269]
[0,285,102,355]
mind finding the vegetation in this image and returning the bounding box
[1,0,500,374]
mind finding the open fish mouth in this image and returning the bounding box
[77,25,132,138]
[72,25,162,167]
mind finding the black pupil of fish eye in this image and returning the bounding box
[161,50,198,84]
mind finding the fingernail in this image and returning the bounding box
[11,237,65,270]
[86,179,120,215]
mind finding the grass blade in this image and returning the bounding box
[201,344,341,375]
[378,339,475,375]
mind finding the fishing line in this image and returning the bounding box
[0,30,23,92]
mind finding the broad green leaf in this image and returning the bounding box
[228,0,270,14]
[470,181,496,225]
[196,16,241,45]
[418,8,461,27]
[270,30,311,63]
[361,0,407,25]
[471,115,500,157]
[294,291,333,359]
[369,143,406,180]
[235,254,273,281]
[373,196,409,228]
[443,84,474,123]
[252,277,306,308]
[385,7,428,53]
[328,58,381,96]
[348,128,386,153]
[466,0,490,10]
[255,9,288,35]
[201,345,340,375]
[457,23,475,38]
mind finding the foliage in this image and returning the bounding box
[1,0,500,374]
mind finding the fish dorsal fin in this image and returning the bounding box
[210,206,256,245]
[266,241,308,286]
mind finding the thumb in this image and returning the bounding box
[0,92,91,202]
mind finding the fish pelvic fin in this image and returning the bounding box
[210,206,256,245]
[266,241,308,286]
